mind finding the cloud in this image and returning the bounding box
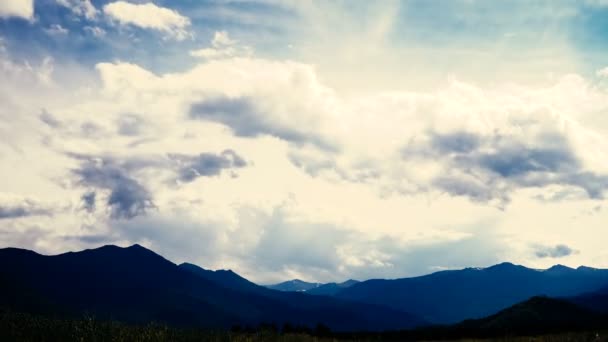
[80,191,96,213]
[189,96,334,150]
[44,24,69,36]
[39,109,62,128]
[190,31,253,60]
[0,0,33,19]
[0,194,53,219]
[534,244,578,259]
[597,67,608,78]
[103,1,191,40]
[116,114,144,136]
[70,155,156,220]
[169,149,247,183]
[56,0,97,20]
[406,131,608,206]
[84,26,106,38]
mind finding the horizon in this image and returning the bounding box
[2,0,608,284]
[5,242,607,285]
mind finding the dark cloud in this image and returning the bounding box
[39,109,61,128]
[70,155,156,220]
[69,149,247,217]
[405,131,608,205]
[117,114,144,136]
[80,191,96,213]
[534,244,578,258]
[189,96,335,150]
[169,149,247,183]
[0,199,52,219]
[431,132,481,154]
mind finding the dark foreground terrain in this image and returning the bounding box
[1,309,608,342]
[3,245,608,341]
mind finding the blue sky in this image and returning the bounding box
[2,0,608,283]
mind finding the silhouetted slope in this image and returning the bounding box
[266,279,322,292]
[454,296,604,336]
[306,280,360,296]
[179,263,262,294]
[0,245,424,331]
[335,262,608,324]
[266,279,359,296]
[179,262,426,329]
[570,285,608,314]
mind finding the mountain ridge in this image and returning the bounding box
[0,244,425,331]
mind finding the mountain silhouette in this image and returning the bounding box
[304,280,360,296]
[570,285,608,314]
[394,296,607,341]
[0,245,424,331]
[265,279,359,296]
[333,262,608,324]
[266,279,322,292]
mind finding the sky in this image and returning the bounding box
[2,0,608,284]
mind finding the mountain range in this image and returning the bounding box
[2,244,608,335]
[266,279,359,296]
[0,245,422,331]
[276,262,608,324]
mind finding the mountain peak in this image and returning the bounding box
[486,262,519,270]
[547,264,574,272]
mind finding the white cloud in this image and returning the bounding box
[0,0,34,19]
[84,26,106,38]
[44,24,69,36]
[56,0,98,20]
[597,67,608,78]
[103,1,191,41]
[190,31,253,59]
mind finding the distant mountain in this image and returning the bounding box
[266,279,322,292]
[333,262,608,324]
[306,280,360,296]
[266,279,359,295]
[0,245,424,331]
[570,285,608,314]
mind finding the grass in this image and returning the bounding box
[1,310,606,342]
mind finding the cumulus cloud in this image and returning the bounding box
[56,0,97,20]
[103,1,191,40]
[0,194,53,219]
[169,149,247,183]
[189,96,334,150]
[0,0,33,19]
[84,26,106,38]
[534,244,578,259]
[80,191,96,213]
[39,109,62,128]
[401,131,608,206]
[190,31,253,60]
[70,155,157,220]
[44,24,69,36]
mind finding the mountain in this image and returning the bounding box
[333,262,608,324]
[306,280,360,296]
[391,296,608,341]
[266,279,359,295]
[266,279,322,292]
[178,262,262,294]
[0,245,424,331]
[570,285,608,314]
[453,296,604,337]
